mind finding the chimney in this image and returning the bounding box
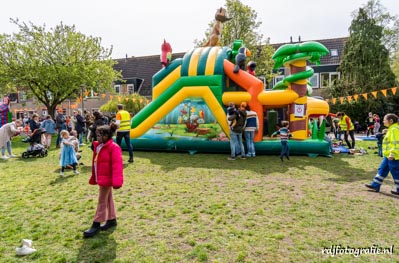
[290,36,292,43]
[298,35,301,42]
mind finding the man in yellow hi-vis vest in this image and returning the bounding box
[115,104,133,163]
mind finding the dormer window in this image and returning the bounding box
[330,49,338,56]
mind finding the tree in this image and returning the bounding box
[196,0,276,86]
[0,19,121,118]
[329,7,397,120]
[100,93,148,115]
[360,0,399,60]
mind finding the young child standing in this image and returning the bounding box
[272,120,291,161]
[59,130,79,177]
[83,123,123,238]
[365,114,399,194]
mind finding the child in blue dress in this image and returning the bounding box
[59,130,79,177]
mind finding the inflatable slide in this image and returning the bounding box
[127,40,332,157]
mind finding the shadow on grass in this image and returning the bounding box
[76,229,117,262]
[136,151,372,182]
[368,190,399,200]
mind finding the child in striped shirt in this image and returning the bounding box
[272,121,291,161]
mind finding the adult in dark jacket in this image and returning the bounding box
[227,102,247,160]
[55,110,66,148]
[28,113,41,133]
[88,111,107,142]
[75,109,86,145]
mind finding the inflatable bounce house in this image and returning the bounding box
[128,8,331,157]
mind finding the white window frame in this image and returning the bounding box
[330,49,338,56]
[114,85,121,94]
[320,72,340,88]
[274,75,284,86]
[127,84,135,94]
[309,74,319,89]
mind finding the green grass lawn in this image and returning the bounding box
[0,138,398,262]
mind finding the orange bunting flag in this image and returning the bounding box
[381,89,387,97]
[94,92,98,96]
[109,95,113,100]
[347,96,352,103]
[362,93,368,100]
[392,87,397,95]
[353,94,359,101]
[339,97,344,104]
[85,91,89,97]
[101,94,106,99]
[332,98,337,104]
[118,96,121,102]
[140,99,143,103]
[371,91,377,98]
[125,98,129,102]
[132,98,136,102]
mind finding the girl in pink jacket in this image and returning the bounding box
[83,123,124,238]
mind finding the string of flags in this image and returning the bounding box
[325,87,397,105]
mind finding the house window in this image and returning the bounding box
[320,72,340,88]
[273,75,284,86]
[19,91,27,102]
[114,85,121,94]
[127,84,135,94]
[257,76,266,89]
[330,49,338,57]
[309,74,319,88]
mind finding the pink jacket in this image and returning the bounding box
[89,139,124,188]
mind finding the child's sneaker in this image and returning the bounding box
[227,157,236,161]
[1,155,9,160]
[240,156,246,160]
[73,170,80,175]
[60,172,65,177]
[9,154,17,158]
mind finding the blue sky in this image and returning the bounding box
[0,0,398,58]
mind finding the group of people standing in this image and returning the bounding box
[1,104,134,239]
[331,111,382,150]
[227,102,259,161]
[227,102,292,162]
[364,112,381,137]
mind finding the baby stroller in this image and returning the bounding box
[21,128,48,158]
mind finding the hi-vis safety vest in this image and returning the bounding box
[339,115,354,131]
[116,110,131,131]
[383,123,399,159]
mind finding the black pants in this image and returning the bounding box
[116,131,133,159]
[343,130,355,149]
